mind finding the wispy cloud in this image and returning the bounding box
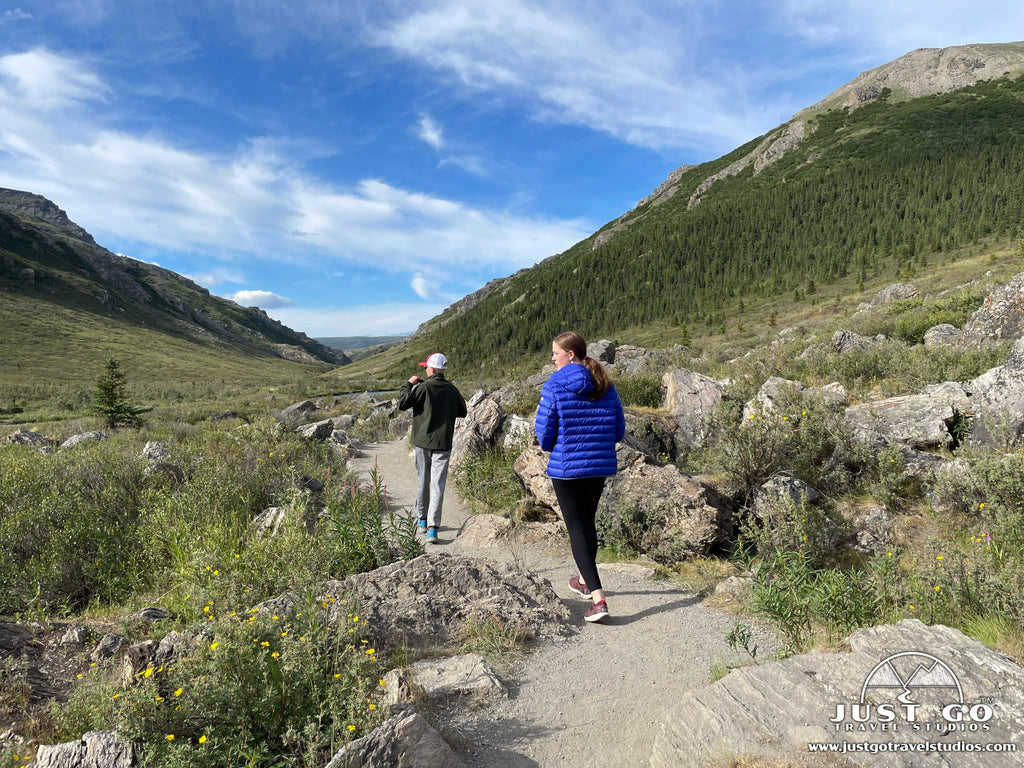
[225,289,294,309]
[416,113,444,149]
[0,48,589,286]
[0,9,32,23]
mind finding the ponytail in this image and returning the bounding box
[552,331,612,399]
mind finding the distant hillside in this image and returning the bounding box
[377,41,1024,378]
[317,335,408,352]
[0,189,350,386]
[317,335,408,364]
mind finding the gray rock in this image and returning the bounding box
[60,625,91,646]
[456,514,512,546]
[499,414,532,452]
[34,730,134,768]
[141,441,170,462]
[623,411,677,462]
[325,710,465,768]
[296,418,334,441]
[512,444,558,511]
[450,393,503,469]
[651,619,1024,768]
[599,445,732,562]
[6,428,46,445]
[319,553,571,655]
[869,282,918,305]
[278,400,318,419]
[852,504,892,554]
[328,429,362,457]
[388,409,412,438]
[59,431,107,450]
[962,272,1024,345]
[966,337,1024,446]
[845,394,958,449]
[332,414,357,430]
[832,329,885,354]
[742,376,806,420]
[383,653,507,706]
[662,369,724,449]
[750,475,820,521]
[923,323,962,346]
[90,634,130,664]
[587,339,616,363]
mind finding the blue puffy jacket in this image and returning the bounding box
[535,362,626,479]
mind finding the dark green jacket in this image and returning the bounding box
[397,373,468,450]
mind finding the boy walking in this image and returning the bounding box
[397,353,467,543]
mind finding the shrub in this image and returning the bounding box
[695,386,850,502]
[454,445,528,516]
[55,596,385,768]
[615,375,663,409]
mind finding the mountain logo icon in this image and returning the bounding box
[860,652,963,706]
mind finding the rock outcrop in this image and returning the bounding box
[651,619,1024,768]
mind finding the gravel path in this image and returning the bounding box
[347,440,773,768]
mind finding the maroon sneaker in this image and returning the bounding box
[568,575,591,598]
[584,599,609,623]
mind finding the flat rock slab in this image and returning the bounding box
[651,618,1024,768]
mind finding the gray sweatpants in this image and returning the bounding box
[414,446,451,529]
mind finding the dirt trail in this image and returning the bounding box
[347,440,768,768]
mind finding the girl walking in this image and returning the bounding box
[535,331,625,623]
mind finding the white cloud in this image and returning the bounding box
[1,9,32,23]
[0,48,589,281]
[0,48,109,111]
[225,289,295,309]
[271,303,444,337]
[416,113,444,149]
[411,274,439,299]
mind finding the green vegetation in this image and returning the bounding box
[0,417,419,765]
[88,357,151,428]
[351,74,1024,380]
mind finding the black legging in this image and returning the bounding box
[551,476,606,592]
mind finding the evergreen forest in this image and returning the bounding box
[398,75,1024,375]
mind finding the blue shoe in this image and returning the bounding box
[417,518,428,531]
[425,527,438,544]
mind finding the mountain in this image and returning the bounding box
[382,41,1024,377]
[0,189,350,385]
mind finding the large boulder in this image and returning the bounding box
[33,730,135,768]
[662,369,723,449]
[831,329,886,354]
[59,431,107,450]
[325,710,465,768]
[845,393,961,449]
[318,553,571,655]
[961,272,1024,346]
[382,653,507,706]
[869,282,918,305]
[923,323,962,346]
[651,619,1024,768]
[450,392,504,469]
[598,445,733,562]
[965,337,1024,446]
[512,444,558,511]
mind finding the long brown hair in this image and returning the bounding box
[552,331,612,398]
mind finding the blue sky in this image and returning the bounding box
[1,2,1021,337]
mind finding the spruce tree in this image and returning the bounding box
[89,358,149,428]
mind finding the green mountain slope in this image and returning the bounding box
[0,190,351,389]
[377,46,1024,379]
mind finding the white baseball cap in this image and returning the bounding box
[418,353,448,370]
